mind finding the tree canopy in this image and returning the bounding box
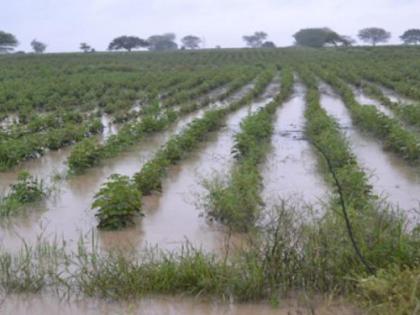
[243,32,267,48]
[261,41,276,48]
[400,29,420,45]
[358,27,391,46]
[80,42,93,53]
[293,28,350,48]
[147,33,178,51]
[181,35,202,49]
[108,36,148,52]
[0,31,18,52]
[31,39,47,53]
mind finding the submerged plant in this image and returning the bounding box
[0,171,46,216]
[92,174,142,230]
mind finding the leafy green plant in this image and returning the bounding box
[92,174,142,230]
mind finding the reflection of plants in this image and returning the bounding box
[92,174,142,230]
[0,171,46,216]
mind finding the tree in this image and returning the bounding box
[0,31,18,52]
[181,35,202,49]
[31,39,47,53]
[400,29,420,45]
[108,36,148,52]
[261,41,276,48]
[147,33,178,51]
[340,36,356,47]
[293,28,349,48]
[80,42,92,53]
[243,31,267,48]
[358,27,391,46]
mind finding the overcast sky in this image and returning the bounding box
[2,0,419,52]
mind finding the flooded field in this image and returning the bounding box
[320,83,420,216]
[0,82,265,253]
[1,47,420,315]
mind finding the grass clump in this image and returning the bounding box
[92,174,142,230]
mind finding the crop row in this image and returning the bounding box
[203,68,294,232]
[318,68,420,162]
[67,69,259,174]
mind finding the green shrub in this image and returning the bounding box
[92,174,142,230]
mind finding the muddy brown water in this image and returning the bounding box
[262,82,329,213]
[320,83,420,218]
[0,294,362,315]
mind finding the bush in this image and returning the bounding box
[92,174,142,230]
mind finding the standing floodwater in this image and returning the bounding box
[262,82,329,212]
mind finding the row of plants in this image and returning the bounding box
[318,68,420,162]
[0,117,103,171]
[325,63,420,131]
[203,68,294,232]
[361,82,420,129]
[67,69,259,174]
[91,70,275,230]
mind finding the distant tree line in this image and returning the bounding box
[106,33,204,52]
[1,27,420,54]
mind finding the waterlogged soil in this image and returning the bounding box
[262,82,328,213]
[0,294,362,315]
[320,83,420,218]
[0,83,259,253]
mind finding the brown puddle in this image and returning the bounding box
[320,83,420,219]
[262,82,329,213]
[0,294,362,315]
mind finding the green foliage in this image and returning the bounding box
[92,174,142,230]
